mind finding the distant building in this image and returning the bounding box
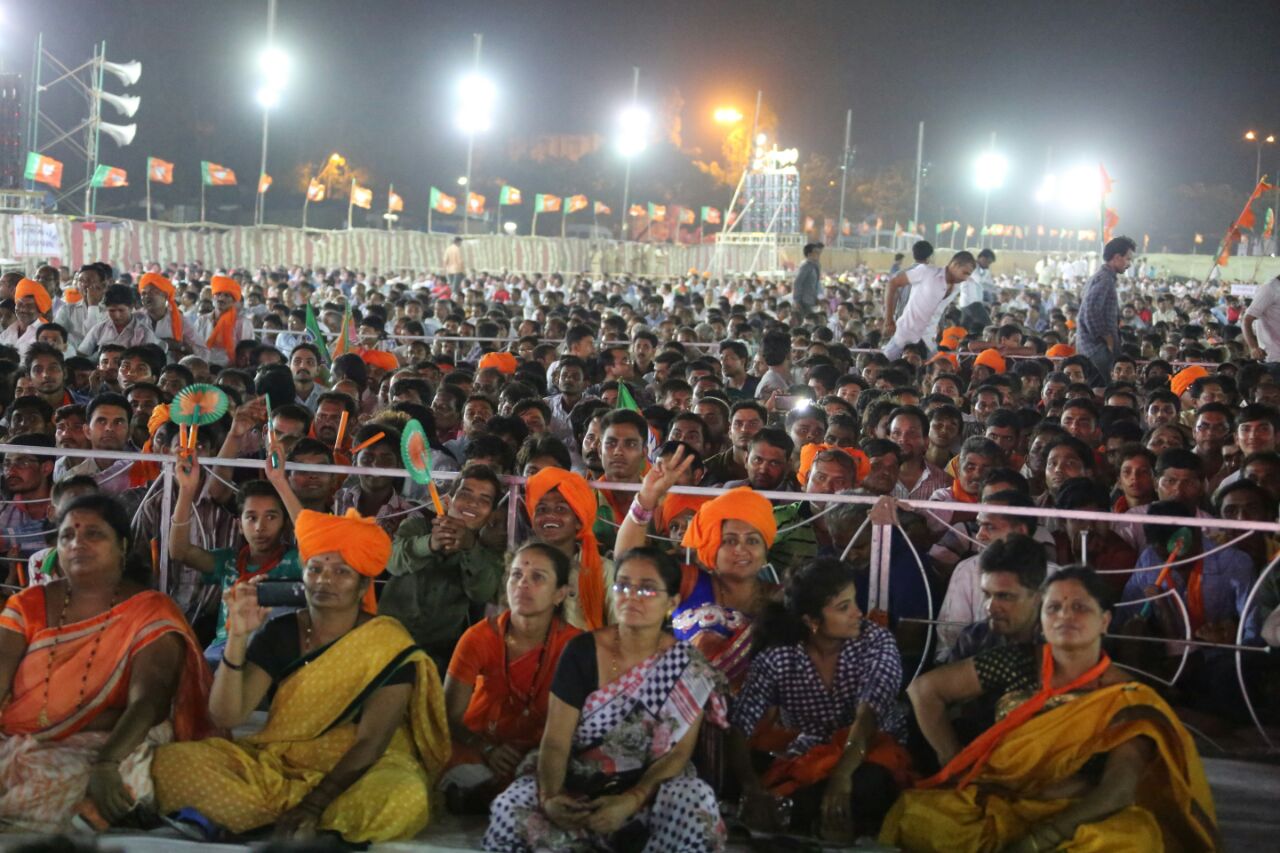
[506,133,604,162]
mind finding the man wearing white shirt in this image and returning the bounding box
[881,251,977,359]
[53,264,109,350]
[1244,276,1280,362]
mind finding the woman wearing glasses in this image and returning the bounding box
[484,547,728,852]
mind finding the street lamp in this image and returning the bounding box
[455,34,493,236]
[254,10,289,227]
[616,66,646,239]
[713,106,743,124]
[974,144,1008,236]
[1244,130,1276,185]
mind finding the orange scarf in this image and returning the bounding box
[757,725,914,795]
[524,468,605,629]
[919,644,1112,791]
[207,275,242,361]
[951,481,979,503]
[1154,559,1205,633]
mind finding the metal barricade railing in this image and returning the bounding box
[2,441,1276,748]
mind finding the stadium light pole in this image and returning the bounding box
[1245,130,1275,186]
[974,132,1008,236]
[254,0,287,227]
[455,34,493,237]
[617,67,646,240]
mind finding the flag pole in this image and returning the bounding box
[428,206,433,234]
[347,177,354,230]
[200,180,206,224]
[146,167,152,222]
[387,183,394,232]
[561,202,568,238]
[303,194,310,230]
[532,211,539,237]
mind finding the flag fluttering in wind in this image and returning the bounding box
[304,304,331,364]
[648,203,666,221]
[307,178,326,202]
[90,165,127,188]
[534,193,562,213]
[1103,208,1120,242]
[258,173,273,194]
[430,187,458,214]
[147,157,173,184]
[566,194,588,214]
[467,192,486,215]
[498,185,521,205]
[702,206,722,225]
[388,188,404,212]
[629,203,646,218]
[679,207,695,225]
[351,183,373,209]
[594,200,612,215]
[330,302,358,359]
[24,152,63,188]
[201,161,236,186]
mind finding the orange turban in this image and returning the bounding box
[62,287,83,304]
[15,278,52,318]
[927,351,959,370]
[654,493,711,535]
[680,487,776,571]
[360,349,400,372]
[524,468,605,629]
[1170,365,1208,398]
[295,508,393,613]
[140,272,183,342]
[1045,343,1075,358]
[797,443,871,488]
[209,275,242,301]
[129,405,175,488]
[479,351,518,375]
[940,335,961,351]
[942,325,968,341]
[1065,319,1077,330]
[974,348,1006,374]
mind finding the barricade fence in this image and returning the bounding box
[0,442,1274,749]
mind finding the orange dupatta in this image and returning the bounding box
[0,587,214,742]
[919,644,1111,791]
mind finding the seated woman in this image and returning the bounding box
[151,508,451,843]
[730,559,911,843]
[483,547,728,853]
[887,567,1217,852]
[0,494,212,832]
[524,467,613,631]
[441,542,581,812]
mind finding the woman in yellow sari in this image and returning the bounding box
[0,494,213,832]
[884,567,1218,852]
[152,508,451,842]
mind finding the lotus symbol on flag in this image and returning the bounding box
[41,164,54,177]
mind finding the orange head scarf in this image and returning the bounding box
[1045,343,1075,358]
[974,348,1006,374]
[940,334,961,351]
[1170,365,1208,398]
[478,351,519,375]
[654,493,712,535]
[62,287,83,304]
[207,275,242,360]
[129,405,173,488]
[295,508,392,613]
[15,278,52,319]
[926,351,959,370]
[360,349,399,372]
[942,325,968,341]
[523,468,605,628]
[797,443,870,488]
[139,272,183,342]
[680,487,777,570]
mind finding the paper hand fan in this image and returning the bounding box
[169,384,229,425]
[401,419,445,515]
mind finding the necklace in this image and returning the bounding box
[38,580,121,729]
[497,615,553,729]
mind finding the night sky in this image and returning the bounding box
[12,0,1280,246]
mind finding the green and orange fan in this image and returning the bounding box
[169,384,229,452]
[401,419,444,516]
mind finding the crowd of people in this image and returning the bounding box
[0,237,1272,849]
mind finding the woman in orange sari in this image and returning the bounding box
[442,542,581,813]
[886,567,1217,852]
[0,494,213,832]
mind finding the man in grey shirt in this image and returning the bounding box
[791,242,823,316]
[1077,236,1136,385]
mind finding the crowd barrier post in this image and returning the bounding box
[506,477,522,552]
[159,461,174,595]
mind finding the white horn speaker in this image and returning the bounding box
[97,121,137,147]
[97,90,140,118]
[100,59,142,87]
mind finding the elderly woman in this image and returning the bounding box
[887,568,1217,852]
[730,559,911,843]
[151,509,450,842]
[524,467,613,631]
[0,494,212,832]
[441,542,582,813]
[484,547,728,852]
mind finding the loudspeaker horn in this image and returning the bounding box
[97,120,136,147]
[100,59,141,87]
[97,90,140,118]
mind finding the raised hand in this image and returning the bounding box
[224,579,271,640]
[636,444,695,512]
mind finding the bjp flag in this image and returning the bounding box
[679,207,695,225]
[90,165,128,188]
[147,157,174,184]
[24,152,64,189]
[499,185,522,205]
[351,183,373,209]
[467,192,486,215]
[200,161,236,186]
[258,173,273,194]
[430,187,458,214]
[629,203,646,218]
[701,206,722,225]
[647,203,666,221]
[306,178,326,203]
[388,188,404,212]
[566,194,589,214]
[534,194,562,213]
[594,200,612,215]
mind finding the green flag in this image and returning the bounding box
[616,382,640,412]
[498,185,522,205]
[304,304,331,364]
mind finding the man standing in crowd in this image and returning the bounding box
[791,242,823,316]
[881,252,977,359]
[1077,236,1136,384]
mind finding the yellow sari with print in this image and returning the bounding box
[153,616,450,842]
[880,682,1217,852]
